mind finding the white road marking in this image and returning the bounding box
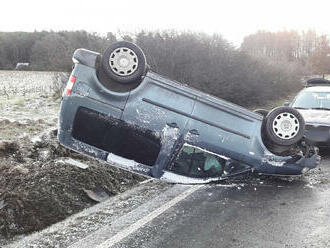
[96,185,203,248]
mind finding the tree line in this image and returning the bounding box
[0,30,326,107]
[241,30,330,75]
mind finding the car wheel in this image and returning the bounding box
[254,109,268,117]
[101,41,147,84]
[264,106,305,146]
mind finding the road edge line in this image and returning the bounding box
[96,185,203,248]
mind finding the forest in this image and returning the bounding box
[0,30,329,107]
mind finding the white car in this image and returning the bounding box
[291,78,330,148]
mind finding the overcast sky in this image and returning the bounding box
[2,0,330,45]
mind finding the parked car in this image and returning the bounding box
[58,41,319,184]
[291,78,330,148]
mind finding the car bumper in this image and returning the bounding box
[254,151,320,176]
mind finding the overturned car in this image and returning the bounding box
[58,41,320,184]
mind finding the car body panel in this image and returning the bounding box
[57,49,319,184]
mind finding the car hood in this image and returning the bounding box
[298,109,330,126]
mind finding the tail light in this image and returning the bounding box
[64,75,76,96]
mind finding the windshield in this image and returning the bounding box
[292,91,330,110]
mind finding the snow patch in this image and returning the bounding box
[160,171,220,184]
[135,104,167,125]
[262,151,286,167]
[31,136,42,144]
[185,131,199,142]
[162,125,179,142]
[0,200,7,210]
[106,153,150,174]
[160,171,242,185]
[107,153,138,168]
[160,124,180,154]
[72,141,99,157]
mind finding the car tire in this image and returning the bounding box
[264,106,305,147]
[101,41,147,84]
[254,109,268,117]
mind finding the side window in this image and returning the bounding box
[168,144,251,178]
[169,144,226,178]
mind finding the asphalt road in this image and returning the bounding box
[107,157,330,248]
[8,155,330,248]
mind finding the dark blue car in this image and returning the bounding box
[58,41,319,184]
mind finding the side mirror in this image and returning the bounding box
[284,101,290,106]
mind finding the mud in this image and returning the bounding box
[0,126,144,239]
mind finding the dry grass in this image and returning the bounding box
[249,93,297,111]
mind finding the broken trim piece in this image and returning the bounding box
[107,153,152,176]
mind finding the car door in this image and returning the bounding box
[184,97,257,161]
[121,78,196,174]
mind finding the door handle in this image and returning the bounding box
[189,129,199,135]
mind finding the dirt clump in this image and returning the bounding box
[0,129,144,238]
[0,141,19,157]
[0,75,146,241]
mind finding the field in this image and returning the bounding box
[0,71,144,244]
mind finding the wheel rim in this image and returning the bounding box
[109,47,139,76]
[272,112,300,140]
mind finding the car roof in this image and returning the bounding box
[302,86,330,92]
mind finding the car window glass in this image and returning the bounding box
[169,145,225,178]
[168,144,250,178]
[293,91,330,109]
